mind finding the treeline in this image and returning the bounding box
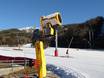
[0,29,32,46]
[49,16,104,49]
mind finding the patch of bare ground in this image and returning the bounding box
[0,66,59,78]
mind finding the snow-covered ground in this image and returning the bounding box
[0,47,104,78]
[45,48,104,78]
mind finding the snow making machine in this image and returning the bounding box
[34,12,62,78]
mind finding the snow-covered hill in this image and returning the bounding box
[19,26,33,30]
[0,47,104,78]
[18,26,39,32]
[18,26,34,33]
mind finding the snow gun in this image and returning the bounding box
[40,12,62,36]
[34,12,62,78]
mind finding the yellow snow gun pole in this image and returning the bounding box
[35,41,46,78]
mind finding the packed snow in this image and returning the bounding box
[0,47,104,78]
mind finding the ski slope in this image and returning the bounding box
[0,47,104,78]
[45,48,104,78]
